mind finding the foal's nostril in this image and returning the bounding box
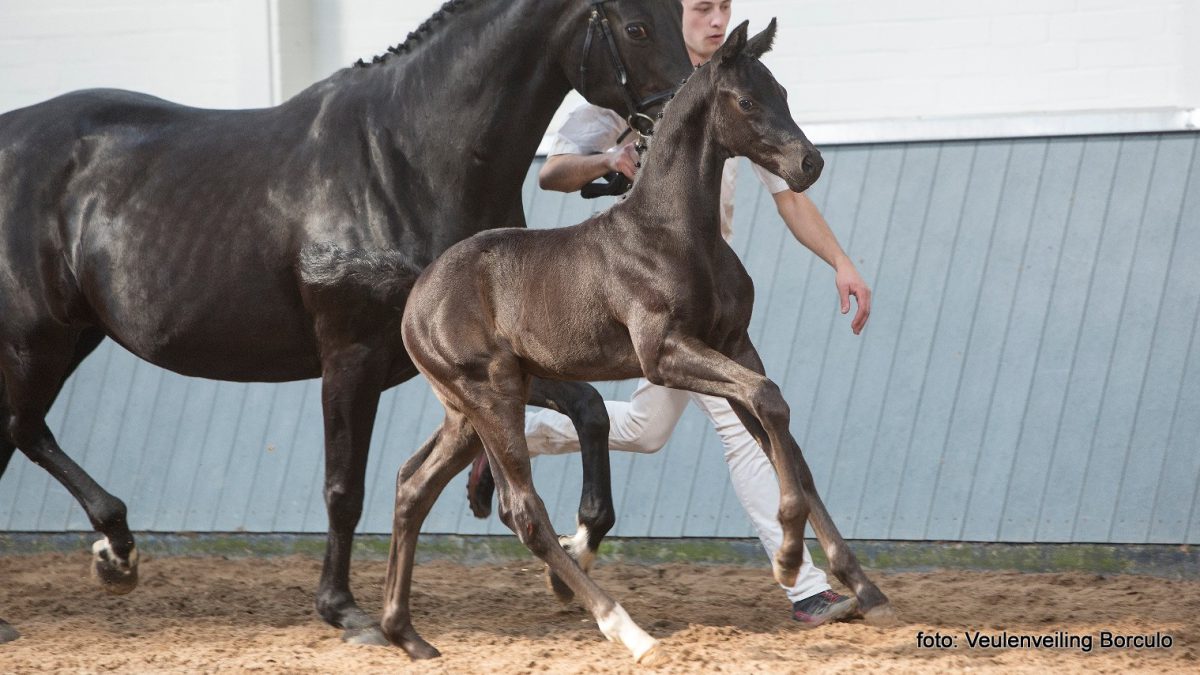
[802,151,824,176]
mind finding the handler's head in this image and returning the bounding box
[680,0,733,65]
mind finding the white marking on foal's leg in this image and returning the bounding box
[560,521,595,573]
[596,603,659,664]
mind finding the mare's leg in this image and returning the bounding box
[466,378,612,520]
[1,329,137,594]
[381,410,482,659]
[640,334,892,622]
[0,331,104,480]
[314,346,400,644]
[459,376,660,664]
[526,378,613,603]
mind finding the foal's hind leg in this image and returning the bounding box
[1,329,137,594]
[381,410,482,659]
[526,379,614,603]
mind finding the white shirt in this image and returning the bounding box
[549,104,791,242]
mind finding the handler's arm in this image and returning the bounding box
[773,190,872,335]
[538,143,639,193]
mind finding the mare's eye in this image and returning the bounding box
[626,24,648,40]
[738,97,755,111]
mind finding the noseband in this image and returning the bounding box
[579,0,676,137]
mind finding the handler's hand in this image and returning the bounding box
[604,142,639,180]
[836,262,871,335]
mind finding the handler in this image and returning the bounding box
[485,0,872,627]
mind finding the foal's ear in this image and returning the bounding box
[716,20,750,65]
[744,18,777,60]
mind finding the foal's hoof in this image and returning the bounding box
[384,621,443,660]
[862,603,899,626]
[343,625,389,646]
[398,635,441,660]
[91,539,139,595]
[636,640,666,667]
[406,641,442,660]
[771,559,800,588]
[0,619,19,644]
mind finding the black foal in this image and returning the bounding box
[387,20,894,662]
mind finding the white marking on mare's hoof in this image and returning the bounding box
[91,538,139,595]
[343,625,389,646]
[559,524,595,573]
[596,604,658,663]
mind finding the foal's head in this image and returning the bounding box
[703,19,823,193]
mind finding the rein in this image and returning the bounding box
[579,0,674,137]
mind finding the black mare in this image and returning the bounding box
[390,20,894,663]
[0,0,691,644]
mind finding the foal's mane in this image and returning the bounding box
[352,0,481,68]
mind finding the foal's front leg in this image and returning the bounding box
[639,334,894,623]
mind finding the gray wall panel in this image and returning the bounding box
[1,133,1197,544]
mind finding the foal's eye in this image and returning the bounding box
[625,23,648,40]
[738,97,755,111]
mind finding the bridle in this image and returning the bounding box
[578,0,677,137]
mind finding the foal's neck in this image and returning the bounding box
[619,75,728,248]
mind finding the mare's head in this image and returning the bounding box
[559,0,693,133]
[704,19,822,192]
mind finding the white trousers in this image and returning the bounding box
[525,378,830,603]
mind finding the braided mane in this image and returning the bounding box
[353,0,478,68]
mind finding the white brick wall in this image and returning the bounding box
[736,0,1193,125]
[0,0,272,113]
[1,1,1195,141]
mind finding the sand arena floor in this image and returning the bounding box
[1,552,1197,673]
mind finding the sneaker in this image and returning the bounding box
[791,590,858,628]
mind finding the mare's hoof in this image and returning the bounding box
[91,539,139,595]
[343,625,389,646]
[635,640,666,666]
[545,566,575,604]
[862,603,898,626]
[0,619,19,644]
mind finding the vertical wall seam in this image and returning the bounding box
[997,138,1086,541]
[985,140,1051,542]
[1147,136,1200,540]
[952,144,1015,540]
[913,142,979,538]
